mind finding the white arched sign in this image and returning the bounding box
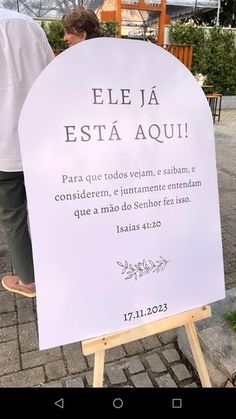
[19,38,224,350]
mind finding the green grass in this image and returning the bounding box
[225,311,236,332]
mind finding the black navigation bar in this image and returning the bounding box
[0,388,234,415]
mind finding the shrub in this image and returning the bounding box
[101,21,117,38]
[169,23,236,95]
[41,20,66,52]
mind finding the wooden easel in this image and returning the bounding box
[82,305,212,388]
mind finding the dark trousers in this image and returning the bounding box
[0,171,35,284]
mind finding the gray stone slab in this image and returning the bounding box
[177,327,228,387]
[155,373,178,388]
[106,364,127,385]
[0,325,17,343]
[198,324,236,379]
[44,360,67,381]
[221,96,236,110]
[105,346,126,362]
[62,342,88,374]
[0,292,15,314]
[162,348,181,363]
[141,334,162,350]
[85,370,94,387]
[86,354,94,368]
[0,340,20,375]
[21,347,63,369]
[124,340,144,355]
[16,298,35,323]
[0,311,17,328]
[177,288,236,385]
[146,353,167,373]
[131,372,154,387]
[158,329,178,344]
[204,357,228,387]
[18,322,39,352]
[171,364,192,381]
[126,356,145,374]
[0,366,45,387]
[65,376,85,387]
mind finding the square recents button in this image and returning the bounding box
[172,398,182,409]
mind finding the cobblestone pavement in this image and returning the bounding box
[0,109,235,388]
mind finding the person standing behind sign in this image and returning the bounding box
[62,6,103,47]
[0,6,54,298]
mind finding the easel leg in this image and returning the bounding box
[93,350,105,387]
[82,306,212,388]
[185,323,212,387]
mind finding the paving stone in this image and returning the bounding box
[146,353,167,373]
[184,382,199,388]
[0,367,45,387]
[131,372,154,387]
[0,292,15,313]
[0,325,17,343]
[43,381,63,387]
[0,340,20,375]
[222,96,236,109]
[155,373,178,388]
[86,354,94,368]
[162,348,181,363]
[203,357,227,388]
[63,342,88,374]
[106,364,127,385]
[158,329,178,344]
[171,364,192,381]
[21,347,63,369]
[16,298,35,323]
[141,335,162,350]
[126,356,145,374]
[65,376,85,387]
[106,346,126,362]
[85,370,94,387]
[0,311,17,328]
[44,360,67,381]
[18,322,38,352]
[124,340,144,355]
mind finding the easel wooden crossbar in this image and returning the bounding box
[82,305,212,388]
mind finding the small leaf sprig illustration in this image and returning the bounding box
[117,256,169,281]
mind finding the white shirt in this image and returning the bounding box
[0,8,54,171]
